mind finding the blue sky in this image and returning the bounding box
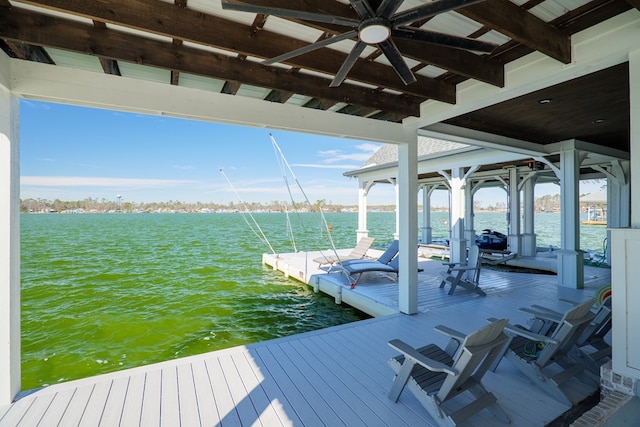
[20,100,601,207]
[20,100,394,206]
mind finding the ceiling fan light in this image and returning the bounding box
[359,24,390,44]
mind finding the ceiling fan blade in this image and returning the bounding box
[330,41,368,87]
[376,0,405,19]
[348,0,375,19]
[377,39,416,85]
[221,0,359,27]
[392,0,487,27]
[264,30,358,65]
[393,28,498,53]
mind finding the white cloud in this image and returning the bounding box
[316,142,381,165]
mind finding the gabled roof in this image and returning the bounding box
[580,190,607,204]
[357,136,472,169]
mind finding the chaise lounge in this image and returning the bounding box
[312,236,375,265]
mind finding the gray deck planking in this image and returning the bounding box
[1,257,611,427]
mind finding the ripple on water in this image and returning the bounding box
[20,213,373,390]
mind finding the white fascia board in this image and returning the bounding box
[419,123,549,156]
[8,59,416,145]
[346,146,529,182]
[406,10,640,130]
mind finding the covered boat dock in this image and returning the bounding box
[1,257,613,426]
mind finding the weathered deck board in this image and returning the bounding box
[1,256,611,427]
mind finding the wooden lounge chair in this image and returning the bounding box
[388,319,511,427]
[312,236,375,265]
[489,298,598,406]
[521,297,612,377]
[439,244,485,296]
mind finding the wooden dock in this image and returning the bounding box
[262,249,608,317]
[1,253,611,426]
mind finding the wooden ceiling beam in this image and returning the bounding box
[0,6,423,116]
[92,21,121,76]
[458,0,572,64]
[14,0,454,101]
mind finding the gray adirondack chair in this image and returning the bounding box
[388,318,510,427]
[440,244,485,296]
[489,298,598,406]
[521,296,612,377]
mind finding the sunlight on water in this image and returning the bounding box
[20,211,606,390]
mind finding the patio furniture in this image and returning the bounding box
[388,318,510,427]
[489,298,598,406]
[439,244,485,296]
[522,296,612,377]
[312,236,375,265]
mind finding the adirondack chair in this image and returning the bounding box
[574,296,612,375]
[521,296,612,377]
[489,298,598,406]
[439,244,485,296]
[388,319,510,427]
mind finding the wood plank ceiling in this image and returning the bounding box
[0,0,636,152]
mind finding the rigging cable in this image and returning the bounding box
[269,134,355,285]
[270,139,298,252]
[219,168,276,255]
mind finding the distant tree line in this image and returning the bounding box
[19,197,372,214]
[21,194,564,214]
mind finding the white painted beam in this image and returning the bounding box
[8,60,411,145]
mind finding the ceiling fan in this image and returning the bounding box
[221,0,496,87]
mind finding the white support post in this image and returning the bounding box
[420,185,431,244]
[507,167,522,254]
[356,181,370,242]
[448,168,467,264]
[606,160,630,265]
[557,143,584,288]
[521,174,537,256]
[397,138,418,315]
[392,178,399,240]
[0,86,21,405]
[610,49,640,389]
[464,184,475,245]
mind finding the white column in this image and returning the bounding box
[507,167,522,254]
[0,84,21,405]
[356,181,369,242]
[521,175,537,256]
[611,49,640,385]
[392,178,399,240]
[397,138,418,315]
[448,168,467,264]
[421,185,432,244]
[557,143,584,288]
[606,160,630,265]
[464,184,475,245]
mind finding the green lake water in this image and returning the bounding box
[20,211,607,390]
